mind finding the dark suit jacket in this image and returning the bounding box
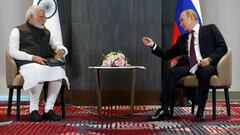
[152,24,228,66]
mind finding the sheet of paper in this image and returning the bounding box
[189,63,199,74]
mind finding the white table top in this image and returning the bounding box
[88,66,146,70]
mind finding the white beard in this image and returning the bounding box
[33,24,45,29]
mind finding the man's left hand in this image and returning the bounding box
[55,49,65,58]
[199,58,211,67]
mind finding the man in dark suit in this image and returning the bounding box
[142,9,227,122]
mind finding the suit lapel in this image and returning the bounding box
[183,33,189,52]
[199,26,203,47]
[198,26,204,53]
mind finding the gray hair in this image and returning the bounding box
[26,5,44,20]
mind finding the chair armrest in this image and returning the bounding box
[215,48,232,86]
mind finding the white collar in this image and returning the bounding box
[192,23,200,32]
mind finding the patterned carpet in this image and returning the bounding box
[0,101,240,135]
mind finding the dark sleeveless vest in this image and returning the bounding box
[15,22,54,67]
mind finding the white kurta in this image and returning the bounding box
[19,63,69,90]
[9,27,70,90]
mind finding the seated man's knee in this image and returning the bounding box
[197,66,215,78]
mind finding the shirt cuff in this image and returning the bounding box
[151,43,157,50]
[28,55,33,61]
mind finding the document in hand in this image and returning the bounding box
[44,58,65,67]
[189,63,199,74]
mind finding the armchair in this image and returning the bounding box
[170,49,232,120]
[5,49,66,120]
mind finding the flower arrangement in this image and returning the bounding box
[101,51,129,67]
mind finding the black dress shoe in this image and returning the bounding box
[194,109,205,122]
[153,108,162,117]
[28,110,43,122]
[148,108,170,121]
[43,110,61,121]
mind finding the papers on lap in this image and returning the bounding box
[44,58,65,67]
[189,63,199,74]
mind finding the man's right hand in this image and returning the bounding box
[32,56,47,65]
[142,37,155,47]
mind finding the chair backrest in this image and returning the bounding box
[5,49,19,87]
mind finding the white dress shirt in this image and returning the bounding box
[187,23,203,74]
[8,27,70,90]
[187,23,203,63]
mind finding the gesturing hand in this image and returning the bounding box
[142,37,155,47]
[32,56,46,65]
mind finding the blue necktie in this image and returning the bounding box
[189,31,198,69]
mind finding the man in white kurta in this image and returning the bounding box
[8,5,69,122]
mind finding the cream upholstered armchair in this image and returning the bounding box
[170,48,232,120]
[5,49,66,120]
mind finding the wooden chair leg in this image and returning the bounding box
[170,91,175,117]
[43,83,48,102]
[212,88,216,120]
[191,104,195,114]
[7,88,14,116]
[60,86,65,118]
[191,88,196,114]
[224,88,231,116]
[16,89,21,121]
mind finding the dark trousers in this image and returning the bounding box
[160,65,216,111]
